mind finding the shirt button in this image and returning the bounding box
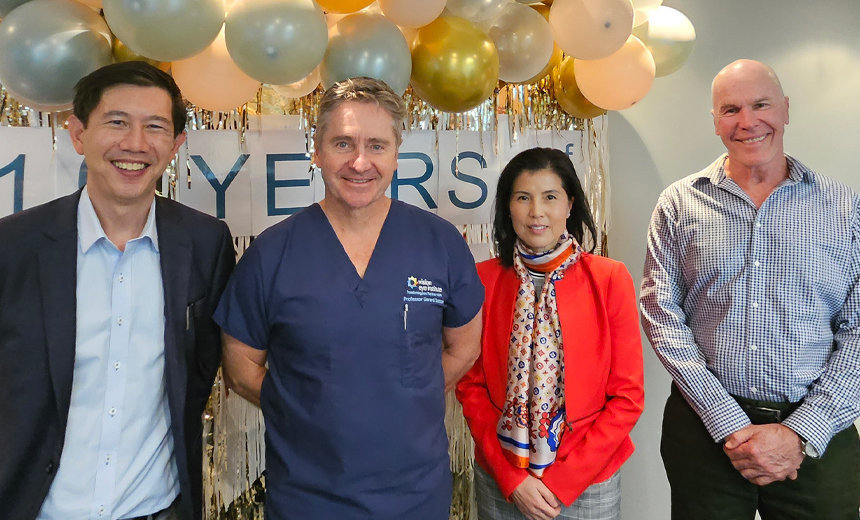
[754,260,761,267]
[117,317,123,325]
[114,361,121,370]
[755,222,762,228]
[750,387,757,393]
[105,454,111,463]
[118,275,124,282]
[750,344,757,351]
[98,506,105,515]
[109,407,116,416]
[752,302,759,308]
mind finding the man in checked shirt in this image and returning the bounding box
[640,59,860,519]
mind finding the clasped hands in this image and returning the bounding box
[723,423,805,486]
[511,475,562,520]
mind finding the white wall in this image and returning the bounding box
[609,1,860,518]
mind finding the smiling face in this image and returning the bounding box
[313,101,399,214]
[68,84,185,211]
[509,168,574,253]
[711,60,789,175]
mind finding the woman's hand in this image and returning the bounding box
[510,475,562,520]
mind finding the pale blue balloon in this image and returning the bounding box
[0,0,112,108]
[321,13,412,96]
[0,0,31,18]
[225,0,328,85]
[103,0,225,62]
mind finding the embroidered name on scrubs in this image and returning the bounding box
[404,276,446,306]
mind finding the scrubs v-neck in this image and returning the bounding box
[214,200,484,520]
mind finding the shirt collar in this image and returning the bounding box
[694,153,813,187]
[78,187,159,253]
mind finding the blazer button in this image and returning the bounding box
[46,462,55,474]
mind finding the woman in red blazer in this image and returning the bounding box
[456,147,644,520]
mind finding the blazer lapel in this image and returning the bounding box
[155,198,191,425]
[39,193,83,429]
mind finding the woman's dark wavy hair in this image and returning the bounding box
[493,147,597,266]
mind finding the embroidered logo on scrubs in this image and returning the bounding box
[404,276,444,305]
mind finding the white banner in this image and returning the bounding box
[0,120,586,236]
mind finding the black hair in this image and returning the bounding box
[492,147,597,266]
[72,61,187,137]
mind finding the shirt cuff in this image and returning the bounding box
[781,404,833,456]
[699,396,752,442]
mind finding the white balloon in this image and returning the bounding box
[485,3,554,83]
[272,67,321,98]
[446,0,509,23]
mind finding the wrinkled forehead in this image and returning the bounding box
[712,71,784,109]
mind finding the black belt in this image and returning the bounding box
[731,393,801,424]
[123,496,178,520]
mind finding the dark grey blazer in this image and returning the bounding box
[0,190,235,520]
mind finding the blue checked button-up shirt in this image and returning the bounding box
[640,154,860,455]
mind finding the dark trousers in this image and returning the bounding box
[661,384,860,520]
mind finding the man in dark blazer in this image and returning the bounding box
[0,62,234,520]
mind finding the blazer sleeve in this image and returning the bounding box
[456,263,530,500]
[194,221,236,402]
[541,261,645,506]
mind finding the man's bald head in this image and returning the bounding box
[711,59,784,109]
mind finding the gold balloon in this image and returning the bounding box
[518,3,562,84]
[552,56,606,119]
[112,35,170,72]
[632,6,695,77]
[411,16,499,113]
[316,0,374,14]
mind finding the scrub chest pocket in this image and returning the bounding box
[401,302,444,388]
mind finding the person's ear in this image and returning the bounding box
[67,115,87,155]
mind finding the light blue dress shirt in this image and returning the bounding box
[641,154,860,455]
[38,188,179,520]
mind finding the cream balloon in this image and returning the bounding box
[172,27,261,111]
[574,34,655,110]
[484,3,554,83]
[378,0,445,28]
[632,5,694,77]
[549,0,634,60]
[272,67,321,98]
[446,0,508,23]
[631,0,661,27]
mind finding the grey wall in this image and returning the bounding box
[609,1,860,518]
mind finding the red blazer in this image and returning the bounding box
[456,253,645,506]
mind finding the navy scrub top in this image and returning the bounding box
[214,200,484,520]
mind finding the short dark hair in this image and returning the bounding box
[315,76,407,147]
[492,147,597,266]
[73,61,187,137]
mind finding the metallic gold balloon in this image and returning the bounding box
[410,16,499,113]
[632,5,695,77]
[518,3,562,84]
[552,56,605,119]
[112,35,170,72]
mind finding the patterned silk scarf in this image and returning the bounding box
[497,233,582,477]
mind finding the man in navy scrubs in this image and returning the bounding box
[214,77,484,519]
